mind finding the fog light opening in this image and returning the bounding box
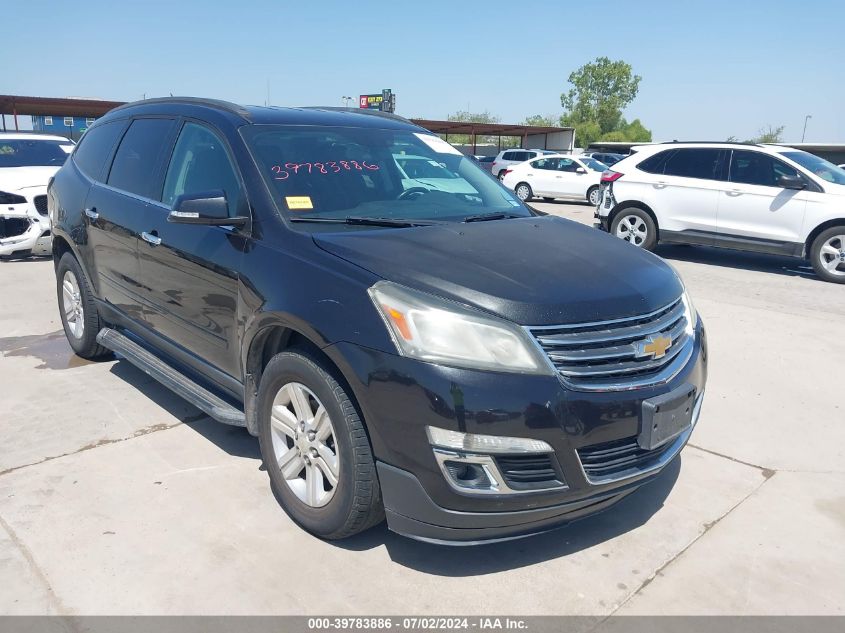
[443,461,491,490]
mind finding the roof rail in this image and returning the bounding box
[300,106,414,125]
[111,96,251,119]
[659,140,764,147]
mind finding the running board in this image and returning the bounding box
[96,328,246,427]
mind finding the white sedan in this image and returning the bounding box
[501,154,607,205]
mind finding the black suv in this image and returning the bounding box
[49,98,707,544]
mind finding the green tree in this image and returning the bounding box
[749,125,785,144]
[561,57,642,135]
[522,114,558,127]
[559,57,651,148]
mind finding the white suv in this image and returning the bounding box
[490,149,556,180]
[595,142,845,283]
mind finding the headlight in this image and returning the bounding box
[368,281,553,374]
[0,191,27,205]
[681,289,698,336]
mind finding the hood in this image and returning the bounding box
[0,166,60,192]
[314,216,684,326]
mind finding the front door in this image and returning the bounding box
[552,158,586,197]
[136,121,247,379]
[525,157,560,196]
[716,149,808,252]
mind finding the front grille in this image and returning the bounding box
[34,195,48,216]
[527,298,693,391]
[494,454,565,491]
[578,436,674,482]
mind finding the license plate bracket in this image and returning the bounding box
[639,384,696,450]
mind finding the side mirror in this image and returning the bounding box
[777,174,806,190]
[168,190,248,226]
[576,167,587,174]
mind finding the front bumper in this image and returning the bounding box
[0,200,51,257]
[328,322,708,544]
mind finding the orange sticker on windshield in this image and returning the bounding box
[285,196,313,210]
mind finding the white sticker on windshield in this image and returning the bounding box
[60,145,74,154]
[414,133,463,156]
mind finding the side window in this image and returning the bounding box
[161,123,241,215]
[663,149,724,180]
[502,151,517,161]
[72,120,125,181]
[558,159,578,173]
[533,158,560,170]
[637,150,674,174]
[107,118,176,198]
[730,150,800,188]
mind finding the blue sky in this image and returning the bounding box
[4,0,844,142]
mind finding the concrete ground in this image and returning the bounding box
[0,202,843,616]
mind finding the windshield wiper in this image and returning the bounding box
[289,216,439,227]
[462,212,523,223]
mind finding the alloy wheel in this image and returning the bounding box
[819,234,845,277]
[270,382,339,508]
[62,271,85,339]
[615,215,648,247]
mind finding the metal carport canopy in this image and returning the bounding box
[410,119,573,138]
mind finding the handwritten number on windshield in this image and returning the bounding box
[271,161,379,180]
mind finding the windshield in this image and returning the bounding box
[581,157,608,172]
[243,125,530,223]
[0,139,73,167]
[781,151,845,185]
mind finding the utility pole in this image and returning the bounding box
[801,114,812,142]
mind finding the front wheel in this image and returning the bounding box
[56,252,110,359]
[257,350,384,539]
[587,186,600,206]
[810,227,845,283]
[610,208,658,250]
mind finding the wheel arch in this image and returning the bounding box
[804,219,845,258]
[242,322,364,438]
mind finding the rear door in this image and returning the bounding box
[135,120,247,379]
[715,149,808,252]
[83,117,177,317]
[649,148,727,243]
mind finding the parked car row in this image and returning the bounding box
[501,154,608,205]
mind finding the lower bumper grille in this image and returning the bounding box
[0,217,30,239]
[578,436,674,481]
[494,454,564,491]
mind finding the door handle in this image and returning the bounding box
[141,231,162,246]
[654,181,667,189]
[555,175,564,179]
[726,189,743,197]
[84,207,99,221]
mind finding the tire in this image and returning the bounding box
[610,207,658,251]
[515,182,533,202]
[497,170,507,181]
[587,186,600,206]
[810,226,845,284]
[257,350,384,539]
[56,252,110,359]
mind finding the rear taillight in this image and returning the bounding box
[601,170,623,183]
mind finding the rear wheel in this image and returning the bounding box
[587,186,600,206]
[610,208,657,250]
[515,182,533,201]
[497,170,507,181]
[56,252,110,359]
[810,226,845,283]
[257,350,384,539]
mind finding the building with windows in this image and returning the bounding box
[31,114,97,139]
